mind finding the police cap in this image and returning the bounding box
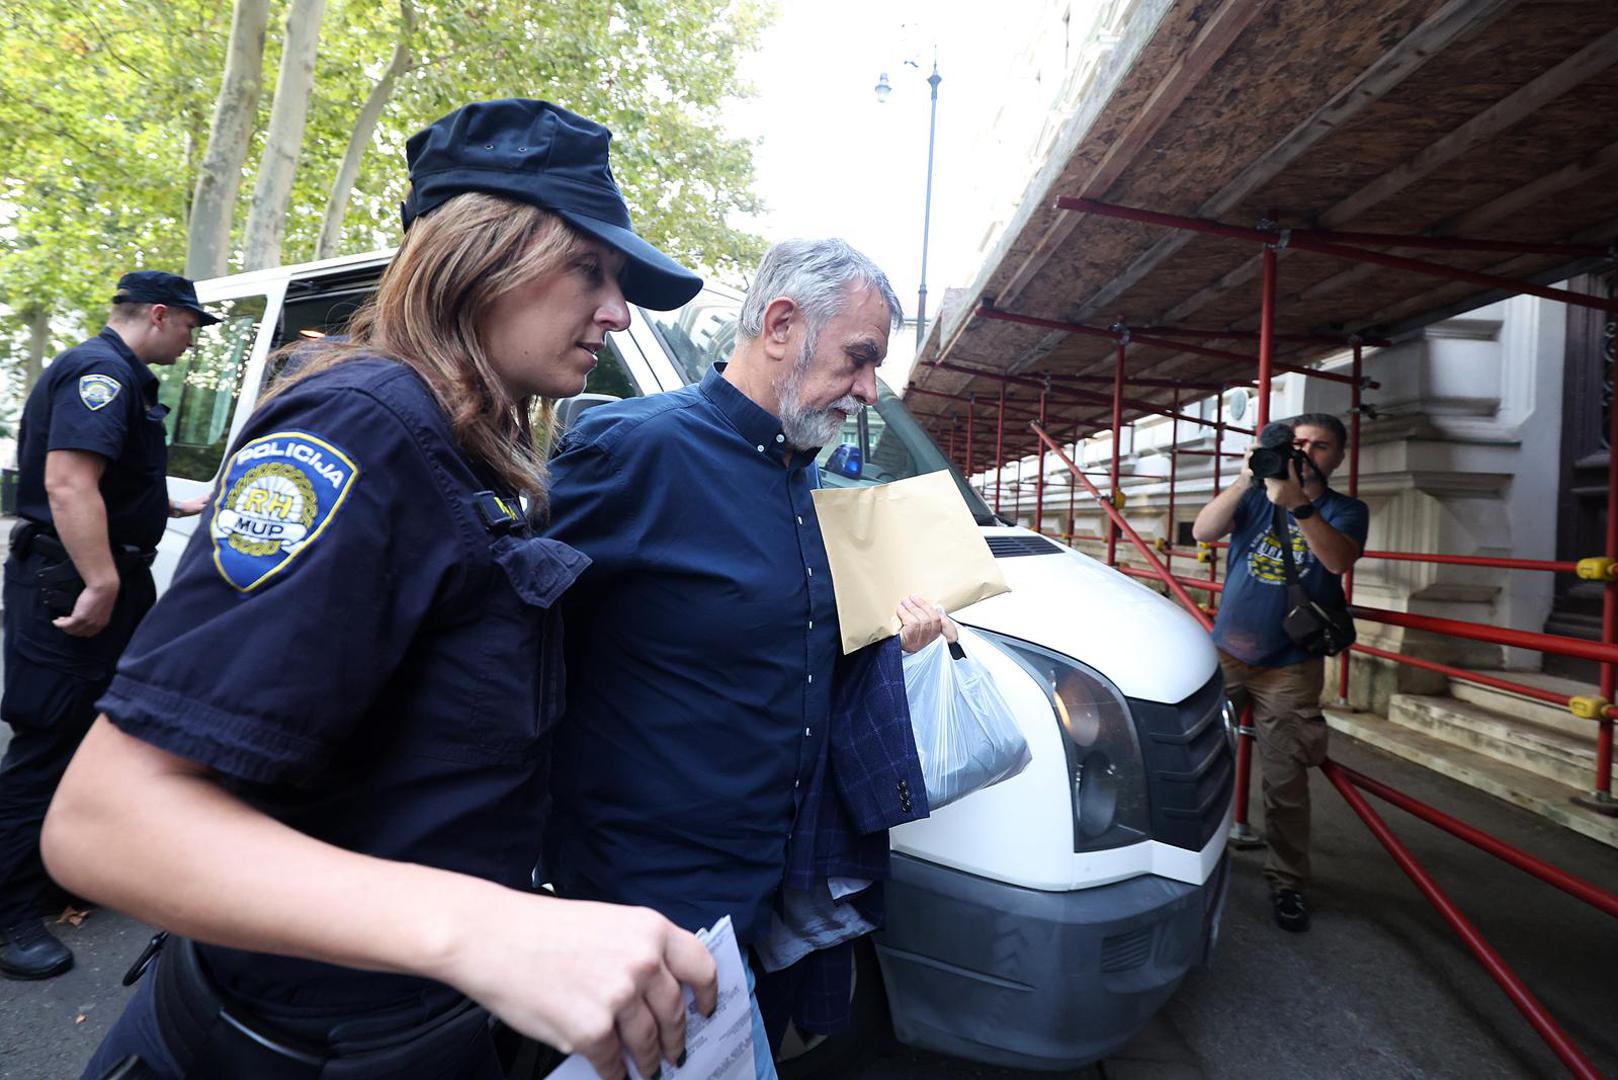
[401,99,703,311]
[113,271,222,326]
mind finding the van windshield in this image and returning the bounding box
[647,291,997,526]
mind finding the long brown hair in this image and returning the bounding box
[274,193,587,501]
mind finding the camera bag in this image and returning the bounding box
[1271,503,1357,657]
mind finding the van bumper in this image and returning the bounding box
[875,850,1230,1071]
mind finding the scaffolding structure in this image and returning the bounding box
[920,199,1618,1078]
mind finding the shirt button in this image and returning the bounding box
[808,620,813,630]
[776,434,786,443]
[807,673,814,684]
[807,566,813,576]
[797,515,804,526]
[756,444,765,453]
[804,727,812,737]
[794,779,800,789]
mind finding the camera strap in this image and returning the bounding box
[1271,503,1304,588]
[1270,501,1356,656]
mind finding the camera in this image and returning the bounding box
[1248,421,1309,486]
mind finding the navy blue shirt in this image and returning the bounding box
[544,365,840,945]
[15,326,170,551]
[1212,486,1369,668]
[99,358,587,1005]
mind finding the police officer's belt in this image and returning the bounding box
[9,519,156,568]
[145,935,492,1079]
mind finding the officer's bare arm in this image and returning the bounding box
[44,449,120,634]
[43,718,719,1077]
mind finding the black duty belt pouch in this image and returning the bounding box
[150,936,493,1079]
[1271,504,1357,657]
[12,522,156,618]
[34,558,86,618]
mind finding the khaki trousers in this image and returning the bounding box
[1217,650,1329,890]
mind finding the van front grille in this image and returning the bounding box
[1127,672,1234,851]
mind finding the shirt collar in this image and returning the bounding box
[701,363,815,470]
[98,326,158,392]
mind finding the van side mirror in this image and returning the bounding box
[554,393,621,437]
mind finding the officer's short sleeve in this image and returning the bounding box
[46,360,133,459]
[98,386,467,785]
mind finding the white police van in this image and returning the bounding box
[157,251,1233,1073]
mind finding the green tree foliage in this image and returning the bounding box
[0,0,770,397]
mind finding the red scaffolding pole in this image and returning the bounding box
[1108,342,1125,565]
[1257,246,1276,429]
[1211,388,1224,599]
[1334,761,1618,919]
[972,187,1618,1080]
[932,359,1256,436]
[1226,245,1282,845]
[1168,387,1180,579]
[994,383,1006,516]
[964,396,975,480]
[1055,197,1618,316]
[1339,341,1363,705]
[977,307,1369,388]
[1323,763,1606,1080]
[1035,382,1048,536]
[1129,324,1391,348]
[1032,423,1211,628]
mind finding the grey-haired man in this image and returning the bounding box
[545,239,946,1076]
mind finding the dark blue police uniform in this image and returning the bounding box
[543,364,841,947]
[0,326,168,930]
[81,357,587,1079]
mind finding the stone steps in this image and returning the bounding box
[1387,692,1600,791]
[1324,708,1618,850]
[1446,670,1603,741]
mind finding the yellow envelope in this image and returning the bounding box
[811,469,1010,654]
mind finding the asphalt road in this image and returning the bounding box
[2,727,1615,1079]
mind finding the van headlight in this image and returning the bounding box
[986,633,1151,851]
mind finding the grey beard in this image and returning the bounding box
[778,342,863,449]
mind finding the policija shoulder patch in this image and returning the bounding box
[211,431,359,592]
[78,374,122,411]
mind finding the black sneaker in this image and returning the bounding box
[1272,888,1310,933]
[0,918,74,979]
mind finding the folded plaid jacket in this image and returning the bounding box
[777,635,929,1033]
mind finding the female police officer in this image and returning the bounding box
[42,99,715,1080]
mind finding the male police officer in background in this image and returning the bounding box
[0,271,213,978]
[1192,413,1367,934]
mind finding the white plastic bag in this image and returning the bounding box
[902,636,1031,809]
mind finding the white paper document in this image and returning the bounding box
[548,914,755,1080]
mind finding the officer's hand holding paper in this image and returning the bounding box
[549,916,754,1080]
[811,469,1008,654]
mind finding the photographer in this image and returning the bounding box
[1192,413,1367,932]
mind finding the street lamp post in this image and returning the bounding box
[876,53,941,351]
